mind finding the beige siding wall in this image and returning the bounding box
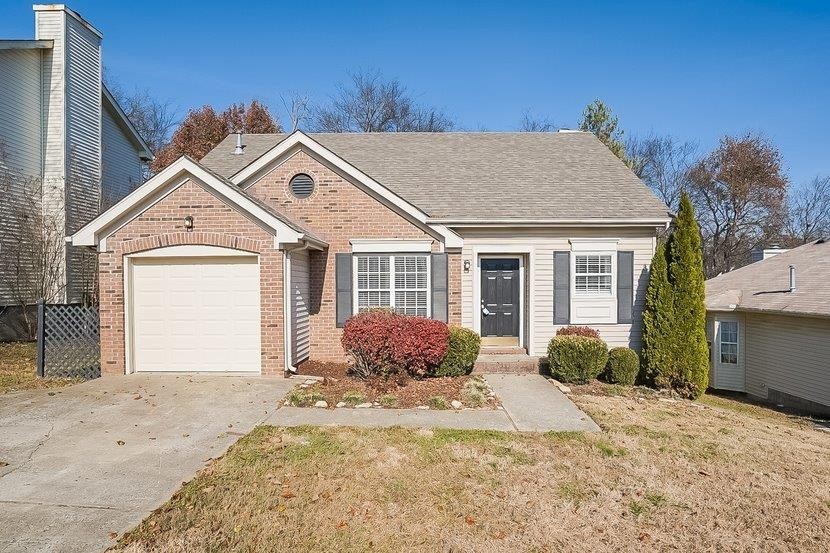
[0,48,43,304]
[290,248,311,365]
[744,313,830,409]
[458,226,657,355]
[101,103,143,208]
[706,312,747,391]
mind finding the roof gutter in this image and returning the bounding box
[728,305,830,321]
[427,217,672,227]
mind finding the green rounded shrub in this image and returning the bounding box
[604,347,640,385]
[435,327,481,377]
[547,336,609,384]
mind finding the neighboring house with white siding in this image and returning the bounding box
[69,130,671,377]
[0,4,152,308]
[706,239,830,416]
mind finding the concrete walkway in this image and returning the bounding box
[485,374,601,432]
[0,374,293,553]
[269,373,599,433]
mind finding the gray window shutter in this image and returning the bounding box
[431,252,448,322]
[617,251,634,324]
[553,251,570,325]
[335,253,353,328]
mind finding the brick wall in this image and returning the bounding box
[98,179,285,376]
[246,150,458,361]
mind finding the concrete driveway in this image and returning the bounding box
[0,374,292,553]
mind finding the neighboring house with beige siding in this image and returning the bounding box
[0,4,152,310]
[70,130,670,377]
[706,239,830,416]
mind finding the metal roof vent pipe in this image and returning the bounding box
[233,130,245,155]
[789,265,796,293]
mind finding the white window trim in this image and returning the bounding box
[569,239,619,325]
[718,320,739,365]
[572,253,615,297]
[352,254,431,317]
[349,239,433,253]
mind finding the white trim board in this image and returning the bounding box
[230,131,463,249]
[68,156,310,251]
[350,239,433,253]
[471,246,535,353]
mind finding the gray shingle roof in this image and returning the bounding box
[200,132,671,221]
[705,239,830,318]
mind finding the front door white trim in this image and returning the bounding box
[472,247,532,351]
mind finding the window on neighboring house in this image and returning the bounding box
[574,254,613,294]
[356,255,429,317]
[719,321,738,364]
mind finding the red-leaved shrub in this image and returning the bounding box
[341,310,449,379]
[556,325,601,339]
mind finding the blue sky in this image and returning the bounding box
[3,0,828,186]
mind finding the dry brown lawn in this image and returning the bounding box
[0,342,78,394]
[115,385,830,552]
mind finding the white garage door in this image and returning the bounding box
[131,256,261,373]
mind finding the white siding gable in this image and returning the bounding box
[101,101,143,208]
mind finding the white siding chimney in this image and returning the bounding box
[751,244,789,263]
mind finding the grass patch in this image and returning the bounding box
[340,390,367,406]
[594,439,626,458]
[114,391,830,552]
[285,388,325,407]
[378,393,398,408]
[0,342,78,394]
[426,395,449,410]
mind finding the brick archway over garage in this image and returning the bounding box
[97,179,285,376]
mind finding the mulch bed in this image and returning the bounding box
[292,360,500,409]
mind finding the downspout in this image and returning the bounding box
[282,242,311,375]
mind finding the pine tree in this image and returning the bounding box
[665,192,709,398]
[579,99,628,163]
[641,241,673,385]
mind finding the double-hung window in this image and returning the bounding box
[719,321,738,364]
[574,254,613,295]
[356,255,429,317]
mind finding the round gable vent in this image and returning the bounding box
[289,173,315,199]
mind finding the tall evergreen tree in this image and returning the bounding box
[641,241,673,385]
[579,99,628,163]
[665,192,709,398]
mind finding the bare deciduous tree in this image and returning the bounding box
[0,143,67,337]
[688,133,789,277]
[312,69,453,133]
[518,110,557,132]
[105,72,177,176]
[627,134,698,210]
[281,92,311,132]
[785,175,830,245]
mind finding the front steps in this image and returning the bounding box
[473,348,544,374]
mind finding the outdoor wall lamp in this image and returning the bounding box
[463,259,470,273]
[184,215,194,230]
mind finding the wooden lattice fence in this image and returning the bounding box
[36,301,100,379]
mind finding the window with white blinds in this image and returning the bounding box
[574,254,613,294]
[355,255,429,317]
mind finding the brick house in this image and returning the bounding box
[70,131,670,376]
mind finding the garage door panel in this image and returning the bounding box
[131,256,261,373]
